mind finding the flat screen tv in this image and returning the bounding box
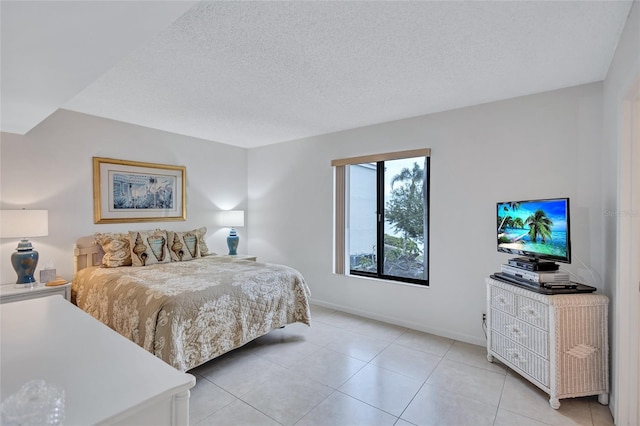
[497,197,571,264]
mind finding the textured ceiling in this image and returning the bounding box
[2,1,634,148]
[0,0,196,135]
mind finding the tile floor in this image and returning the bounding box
[188,305,614,426]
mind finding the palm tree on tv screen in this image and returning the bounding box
[498,202,521,231]
[526,209,553,243]
[513,217,524,229]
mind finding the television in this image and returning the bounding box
[497,197,571,264]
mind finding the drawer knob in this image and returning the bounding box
[507,325,527,339]
[496,296,509,307]
[511,352,526,364]
[522,306,538,318]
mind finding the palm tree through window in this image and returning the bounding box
[348,156,429,285]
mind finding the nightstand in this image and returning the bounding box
[0,282,71,304]
[221,254,257,261]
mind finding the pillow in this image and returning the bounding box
[129,230,171,266]
[95,232,132,268]
[195,227,211,256]
[167,230,200,261]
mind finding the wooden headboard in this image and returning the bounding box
[74,236,104,274]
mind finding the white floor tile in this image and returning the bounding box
[251,332,323,368]
[196,399,281,426]
[198,352,289,397]
[351,318,408,342]
[394,329,454,357]
[308,304,336,318]
[289,347,367,388]
[444,340,508,375]
[498,374,595,425]
[371,343,442,381]
[589,397,614,425]
[401,383,498,426]
[240,369,333,426]
[295,391,397,426]
[189,376,237,424]
[339,363,424,416]
[315,310,367,330]
[297,320,354,347]
[394,419,417,426]
[494,408,552,426]
[186,305,608,426]
[425,358,506,406]
[325,330,391,362]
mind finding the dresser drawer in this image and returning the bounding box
[490,285,516,315]
[490,308,549,358]
[516,295,549,330]
[491,332,550,387]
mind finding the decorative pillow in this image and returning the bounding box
[95,232,132,268]
[129,230,171,266]
[195,227,211,256]
[167,230,200,261]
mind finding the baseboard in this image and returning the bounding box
[309,298,486,347]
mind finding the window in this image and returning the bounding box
[333,149,430,286]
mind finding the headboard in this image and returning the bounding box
[74,236,104,274]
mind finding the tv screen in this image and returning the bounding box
[497,197,571,264]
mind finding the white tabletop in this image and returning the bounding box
[0,296,195,425]
[0,281,69,296]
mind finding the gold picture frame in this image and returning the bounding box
[93,157,186,224]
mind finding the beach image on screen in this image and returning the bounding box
[497,199,568,259]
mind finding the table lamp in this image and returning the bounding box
[0,210,49,285]
[218,210,244,255]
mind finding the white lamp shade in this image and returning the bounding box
[217,210,244,227]
[0,210,49,238]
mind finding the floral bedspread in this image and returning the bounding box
[72,256,311,371]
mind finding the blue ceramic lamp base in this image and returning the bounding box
[227,228,239,255]
[11,239,39,285]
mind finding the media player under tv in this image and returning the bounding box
[508,257,560,271]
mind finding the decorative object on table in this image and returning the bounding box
[0,379,65,425]
[39,268,57,284]
[45,277,67,287]
[217,210,245,255]
[93,157,186,224]
[0,210,49,285]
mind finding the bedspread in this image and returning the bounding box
[72,256,311,371]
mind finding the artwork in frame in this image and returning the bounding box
[93,157,186,224]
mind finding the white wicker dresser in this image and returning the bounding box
[486,277,609,409]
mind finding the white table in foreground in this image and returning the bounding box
[1,296,195,425]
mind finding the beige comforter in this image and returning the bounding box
[72,256,311,371]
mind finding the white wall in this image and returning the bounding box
[602,2,640,423]
[248,83,604,345]
[0,109,248,283]
[0,80,609,383]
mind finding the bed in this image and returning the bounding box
[72,234,311,372]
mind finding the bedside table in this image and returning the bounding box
[0,282,71,304]
[221,254,257,261]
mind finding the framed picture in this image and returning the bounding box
[93,157,186,224]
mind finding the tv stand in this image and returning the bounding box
[486,277,609,409]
